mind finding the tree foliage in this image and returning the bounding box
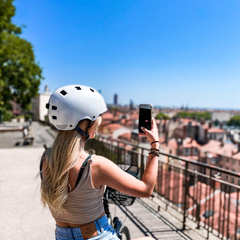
[176,111,211,121]
[227,115,240,127]
[155,112,170,120]
[0,0,43,111]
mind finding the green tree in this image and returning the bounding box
[155,112,169,120]
[0,0,43,112]
[227,115,240,127]
[176,111,211,121]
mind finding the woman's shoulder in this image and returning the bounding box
[90,154,120,174]
[91,154,107,164]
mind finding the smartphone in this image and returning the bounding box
[138,104,152,134]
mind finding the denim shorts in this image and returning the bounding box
[55,215,119,240]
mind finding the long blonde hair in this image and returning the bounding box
[40,118,101,213]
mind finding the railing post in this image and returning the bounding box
[166,150,172,210]
[117,141,121,164]
[168,150,172,170]
[235,189,239,240]
[182,161,189,231]
[140,148,144,179]
[207,169,213,240]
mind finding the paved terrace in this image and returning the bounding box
[0,122,204,240]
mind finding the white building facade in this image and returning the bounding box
[31,86,51,121]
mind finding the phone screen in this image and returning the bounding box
[138,104,152,134]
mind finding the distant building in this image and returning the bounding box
[31,86,51,121]
[211,111,239,124]
[114,94,118,105]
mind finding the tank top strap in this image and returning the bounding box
[75,155,92,188]
[82,155,92,167]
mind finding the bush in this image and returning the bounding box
[16,115,24,119]
[25,113,32,121]
[177,111,211,121]
[227,115,240,127]
[156,113,170,120]
[3,111,13,121]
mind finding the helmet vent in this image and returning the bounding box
[52,105,57,110]
[52,116,57,120]
[90,88,94,92]
[75,86,81,90]
[60,90,67,96]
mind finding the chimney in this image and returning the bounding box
[200,117,205,125]
[178,117,181,124]
[165,128,168,146]
[208,121,212,129]
[231,150,236,157]
[165,120,170,146]
[220,138,224,147]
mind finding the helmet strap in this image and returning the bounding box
[75,125,90,141]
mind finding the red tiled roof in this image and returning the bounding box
[106,123,124,131]
[102,112,115,119]
[180,119,197,126]
[118,142,133,151]
[233,152,240,160]
[182,137,200,148]
[159,136,165,144]
[130,111,139,120]
[180,156,199,161]
[168,139,178,149]
[200,140,237,158]
[118,132,131,141]
[156,169,240,237]
[101,120,112,126]
[208,128,226,133]
[203,124,209,129]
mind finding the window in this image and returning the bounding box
[238,179,240,186]
[226,158,229,163]
[233,159,236,165]
[226,175,228,180]
[193,148,198,156]
[210,158,218,164]
[232,178,235,184]
[185,148,190,156]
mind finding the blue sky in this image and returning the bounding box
[13,0,240,109]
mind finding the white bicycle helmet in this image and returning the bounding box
[46,85,107,139]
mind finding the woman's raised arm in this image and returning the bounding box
[92,118,159,198]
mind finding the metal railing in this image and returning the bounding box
[85,136,240,240]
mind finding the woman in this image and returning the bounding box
[40,85,160,240]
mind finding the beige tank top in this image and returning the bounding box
[49,157,105,224]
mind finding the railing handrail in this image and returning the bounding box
[88,135,240,240]
[97,134,240,178]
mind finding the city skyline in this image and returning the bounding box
[13,0,240,109]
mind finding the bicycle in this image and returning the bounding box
[103,165,139,240]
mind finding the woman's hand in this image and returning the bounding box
[140,118,159,144]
